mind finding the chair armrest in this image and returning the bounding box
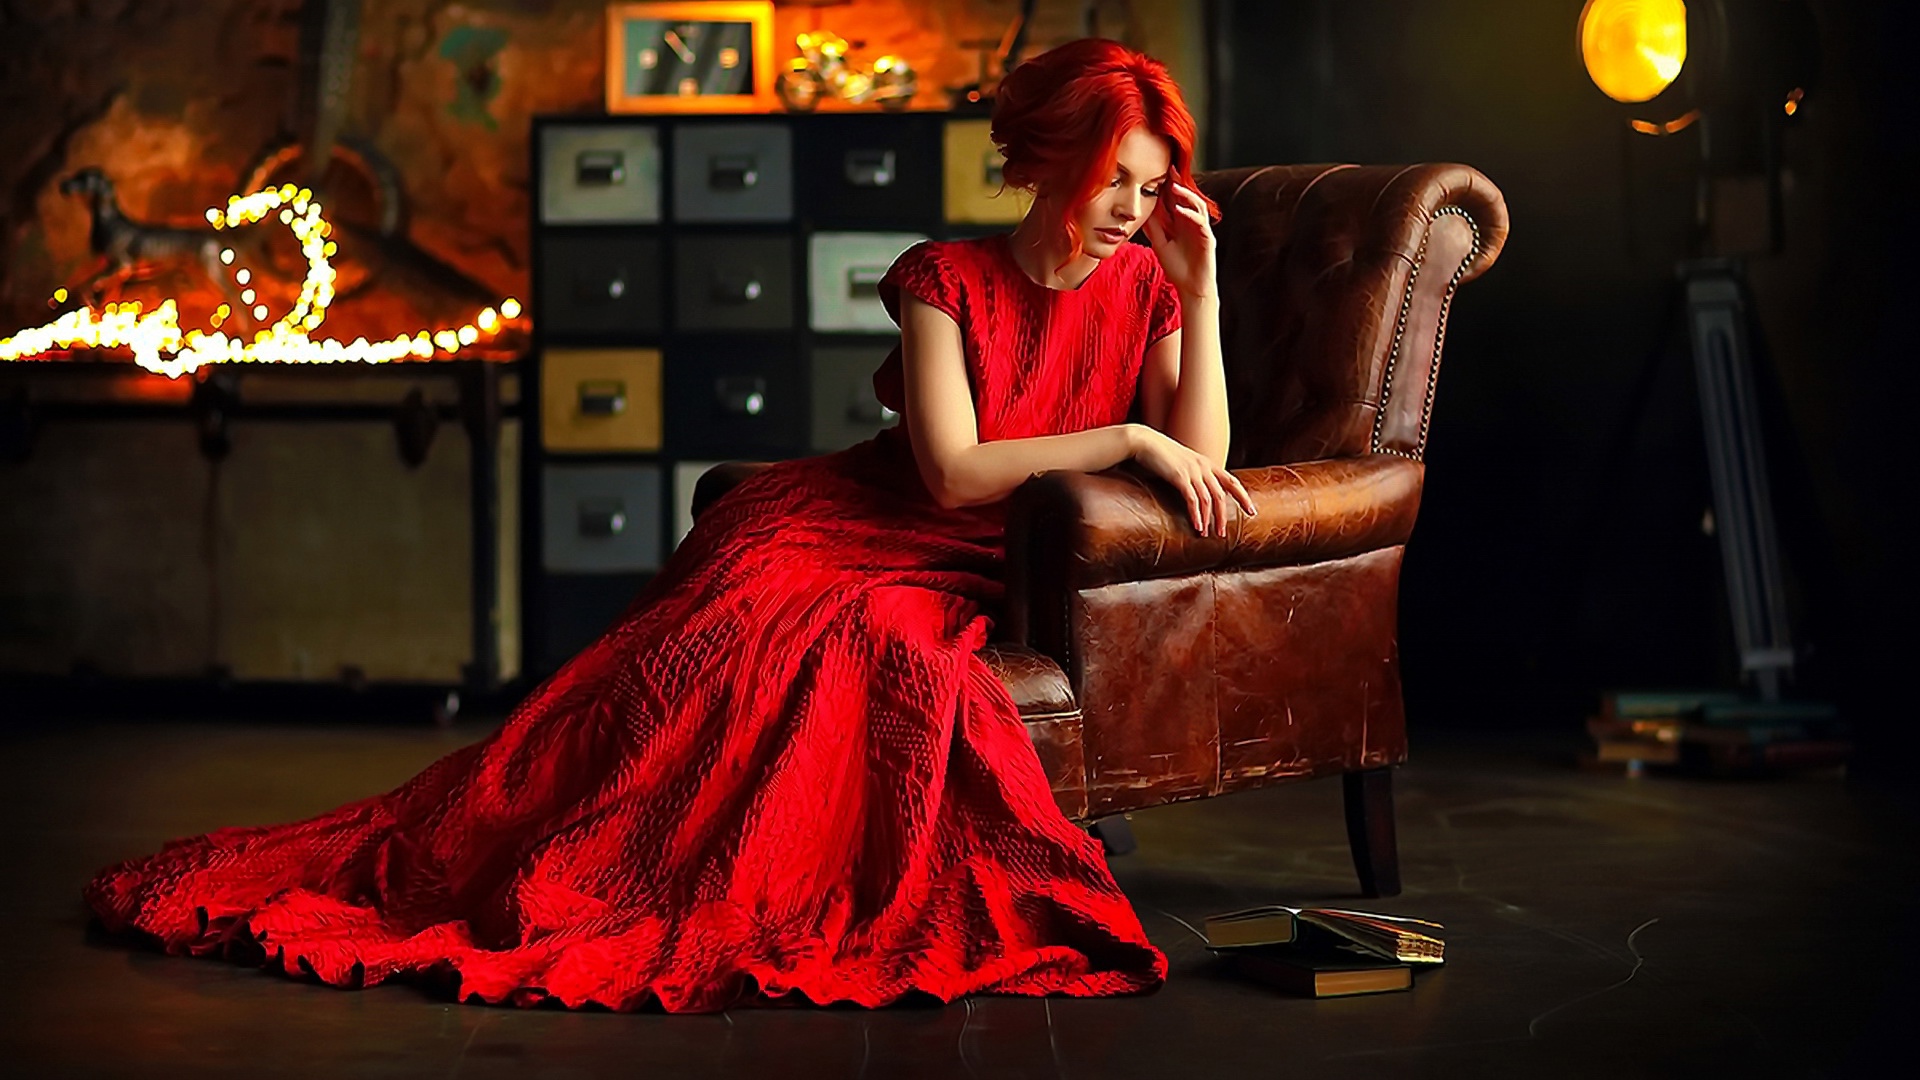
[689,461,778,522]
[1002,454,1423,645]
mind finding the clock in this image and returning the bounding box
[605,2,777,114]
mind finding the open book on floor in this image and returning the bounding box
[1204,906,1445,964]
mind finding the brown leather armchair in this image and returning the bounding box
[691,164,1509,898]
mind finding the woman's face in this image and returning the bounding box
[1071,126,1173,259]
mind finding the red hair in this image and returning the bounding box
[991,38,1219,267]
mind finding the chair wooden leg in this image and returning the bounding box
[1342,767,1401,898]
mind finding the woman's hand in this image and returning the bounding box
[1141,180,1218,300]
[1128,425,1256,538]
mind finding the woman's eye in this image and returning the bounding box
[1143,188,1161,199]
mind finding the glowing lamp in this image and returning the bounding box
[1580,0,1688,104]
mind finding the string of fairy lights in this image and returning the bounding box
[0,183,523,379]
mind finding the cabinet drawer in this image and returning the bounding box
[671,459,728,549]
[943,118,1031,225]
[537,233,664,335]
[808,231,926,333]
[810,345,898,452]
[672,123,793,222]
[797,114,942,226]
[539,123,662,224]
[541,463,664,573]
[540,347,663,453]
[672,233,796,332]
[663,341,806,457]
[534,571,652,675]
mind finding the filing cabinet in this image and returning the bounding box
[528,111,1020,678]
[663,339,806,458]
[672,234,796,332]
[671,459,727,548]
[672,123,794,222]
[798,114,944,227]
[809,345,900,453]
[944,118,1031,225]
[541,463,664,573]
[808,232,928,333]
[540,347,663,453]
[539,124,662,224]
[538,234,665,335]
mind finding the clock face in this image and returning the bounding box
[624,19,755,98]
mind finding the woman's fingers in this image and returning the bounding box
[1201,470,1231,537]
[1183,477,1206,536]
[1221,469,1257,516]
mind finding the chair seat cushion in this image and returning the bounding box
[978,642,1088,822]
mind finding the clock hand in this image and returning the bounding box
[664,29,695,64]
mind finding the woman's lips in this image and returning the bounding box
[1095,227,1127,242]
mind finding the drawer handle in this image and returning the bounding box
[709,154,760,191]
[845,266,886,298]
[844,148,896,187]
[575,149,626,186]
[577,500,627,539]
[711,272,764,304]
[847,395,899,424]
[982,154,1004,188]
[577,380,627,416]
[573,272,629,303]
[715,375,766,416]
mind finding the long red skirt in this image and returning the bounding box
[82,430,1167,1012]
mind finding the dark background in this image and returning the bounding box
[1212,0,1916,775]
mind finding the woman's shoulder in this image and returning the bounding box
[880,235,1008,325]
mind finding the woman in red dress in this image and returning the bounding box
[82,38,1257,1013]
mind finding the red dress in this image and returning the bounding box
[83,232,1184,1013]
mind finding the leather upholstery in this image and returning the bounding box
[691,163,1508,825]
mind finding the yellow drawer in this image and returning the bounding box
[943,118,1031,225]
[541,347,663,453]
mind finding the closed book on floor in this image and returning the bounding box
[1233,943,1414,998]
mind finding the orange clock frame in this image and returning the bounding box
[605,2,778,114]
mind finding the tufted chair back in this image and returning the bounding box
[1192,164,1508,468]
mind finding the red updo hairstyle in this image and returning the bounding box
[991,38,1219,267]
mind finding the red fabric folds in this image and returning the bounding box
[83,234,1177,1013]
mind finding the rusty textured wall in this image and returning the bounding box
[0,0,1205,340]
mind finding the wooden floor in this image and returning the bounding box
[0,715,1909,1079]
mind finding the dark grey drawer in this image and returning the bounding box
[663,341,806,457]
[797,114,942,226]
[538,234,664,336]
[672,233,796,332]
[541,463,665,573]
[533,571,652,675]
[672,123,793,223]
[810,345,899,452]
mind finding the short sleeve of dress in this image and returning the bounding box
[878,240,966,328]
[1146,259,1183,346]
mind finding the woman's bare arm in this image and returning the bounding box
[1136,294,1231,472]
[899,295,1140,510]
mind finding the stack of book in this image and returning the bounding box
[1203,906,1444,998]
[1585,690,1849,776]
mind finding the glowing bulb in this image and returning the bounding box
[1579,0,1688,104]
[501,298,522,319]
[204,208,222,225]
[252,304,269,321]
[220,248,235,265]
[457,325,478,346]
[478,307,498,331]
[240,289,256,305]
[52,288,67,303]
